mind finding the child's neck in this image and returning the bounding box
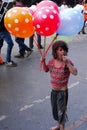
[55,59,64,68]
[56,58,63,62]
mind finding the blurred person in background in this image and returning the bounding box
[0,0,17,67]
[14,0,33,58]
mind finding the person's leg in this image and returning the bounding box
[29,35,34,49]
[0,30,17,66]
[22,41,32,52]
[15,37,25,57]
[50,90,60,130]
[22,40,33,57]
[50,125,60,130]
[0,39,5,64]
[59,124,64,130]
[0,39,4,54]
[51,89,68,130]
[37,33,43,49]
[82,21,86,34]
[15,37,32,58]
[0,30,13,62]
[57,89,68,130]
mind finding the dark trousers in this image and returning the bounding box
[51,89,68,125]
[15,37,31,56]
[0,39,3,50]
[29,33,41,48]
[0,30,14,62]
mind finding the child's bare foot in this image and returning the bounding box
[59,124,64,130]
[50,126,60,130]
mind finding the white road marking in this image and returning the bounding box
[0,115,7,121]
[68,81,80,89]
[19,104,34,112]
[33,99,45,103]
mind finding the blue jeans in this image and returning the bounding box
[0,30,14,62]
[15,37,31,56]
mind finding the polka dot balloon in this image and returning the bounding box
[37,0,59,13]
[4,7,35,38]
[33,7,60,36]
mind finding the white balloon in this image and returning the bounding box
[29,5,37,12]
[74,4,84,13]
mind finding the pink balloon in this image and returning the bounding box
[25,5,37,15]
[23,7,34,15]
[28,8,34,15]
[37,0,59,13]
[33,7,60,36]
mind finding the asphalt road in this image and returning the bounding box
[0,28,87,130]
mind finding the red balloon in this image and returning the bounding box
[33,7,60,36]
[37,0,59,13]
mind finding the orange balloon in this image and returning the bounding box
[4,7,35,38]
[84,13,87,21]
[84,4,87,21]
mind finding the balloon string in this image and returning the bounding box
[40,34,57,71]
[43,34,57,58]
[33,34,57,71]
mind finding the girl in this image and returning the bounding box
[41,40,78,130]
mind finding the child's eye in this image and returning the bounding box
[59,48,63,51]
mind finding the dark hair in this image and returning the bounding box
[52,40,68,59]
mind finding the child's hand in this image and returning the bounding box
[62,55,68,63]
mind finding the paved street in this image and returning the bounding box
[0,27,87,130]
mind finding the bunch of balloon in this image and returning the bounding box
[4,0,84,70]
[31,0,60,70]
[32,0,60,69]
[4,7,35,38]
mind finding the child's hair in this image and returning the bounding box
[52,40,68,59]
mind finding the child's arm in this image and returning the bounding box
[66,61,78,75]
[41,58,49,72]
[62,56,78,75]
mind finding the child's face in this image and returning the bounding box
[56,47,67,60]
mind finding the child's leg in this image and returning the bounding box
[59,124,65,130]
[50,126,60,130]
[50,122,60,130]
